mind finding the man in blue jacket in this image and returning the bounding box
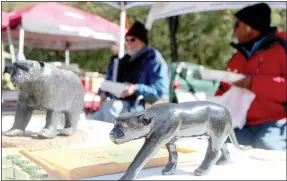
[89,21,169,123]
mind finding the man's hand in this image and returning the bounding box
[233,76,252,89]
[121,83,137,98]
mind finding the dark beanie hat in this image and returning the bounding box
[126,21,148,45]
[235,3,271,33]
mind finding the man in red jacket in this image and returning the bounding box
[216,3,286,151]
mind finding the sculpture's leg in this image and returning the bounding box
[194,137,222,176]
[59,111,79,136]
[3,105,33,136]
[216,143,231,165]
[37,111,60,139]
[162,138,178,175]
[119,135,175,180]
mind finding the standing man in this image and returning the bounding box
[89,21,169,123]
[216,3,286,151]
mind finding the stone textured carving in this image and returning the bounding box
[3,60,84,139]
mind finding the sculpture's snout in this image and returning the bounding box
[111,128,124,138]
[110,128,125,144]
[109,133,117,144]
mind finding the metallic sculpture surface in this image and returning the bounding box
[110,101,250,180]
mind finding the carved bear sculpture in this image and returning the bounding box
[110,101,251,180]
[3,60,84,139]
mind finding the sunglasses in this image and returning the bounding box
[126,37,136,42]
[234,19,240,28]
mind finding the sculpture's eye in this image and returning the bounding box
[39,61,45,67]
[138,115,152,125]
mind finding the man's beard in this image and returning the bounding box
[232,32,239,44]
[233,36,239,44]
[127,49,137,56]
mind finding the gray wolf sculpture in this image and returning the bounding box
[110,101,251,180]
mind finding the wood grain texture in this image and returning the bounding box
[2,130,88,151]
[21,141,196,180]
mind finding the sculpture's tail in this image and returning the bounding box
[229,129,252,150]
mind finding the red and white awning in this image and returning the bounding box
[2,2,122,51]
[2,11,9,29]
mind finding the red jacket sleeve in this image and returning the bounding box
[215,81,232,96]
[250,49,287,103]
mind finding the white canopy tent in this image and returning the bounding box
[146,1,287,29]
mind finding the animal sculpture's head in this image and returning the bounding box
[109,111,154,144]
[10,60,45,85]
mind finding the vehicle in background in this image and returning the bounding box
[169,62,220,103]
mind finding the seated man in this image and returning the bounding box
[88,21,169,123]
[216,3,286,151]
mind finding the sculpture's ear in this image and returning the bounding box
[117,111,133,120]
[138,115,152,126]
[39,61,45,68]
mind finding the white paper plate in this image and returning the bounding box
[200,69,245,83]
[100,80,127,98]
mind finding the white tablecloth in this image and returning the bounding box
[2,114,286,180]
[2,91,19,101]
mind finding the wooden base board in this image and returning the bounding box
[21,141,196,180]
[2,130,88,151]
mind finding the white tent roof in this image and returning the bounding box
[146,2,287,29]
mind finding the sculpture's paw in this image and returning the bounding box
[3,129,25,137]
[37,128,57,139]
[216,156,230,165]
[194,167,209,176]
[118,176,127,181]
[118,174,132,180]
[216,151,231,165]
[162,162,177,175]
[59,128,76,136]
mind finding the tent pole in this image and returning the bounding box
[113,2,126,82]
[7,26,16,63]
[168,16,179,63]
[18,26,26,60]
[65,42,70,65]
[119,2,126,59]
[65,49,70,65]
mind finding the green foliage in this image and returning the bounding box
[2,2,286,71]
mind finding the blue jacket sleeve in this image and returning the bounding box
[105,58,114,81]
[135,53,169,100]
